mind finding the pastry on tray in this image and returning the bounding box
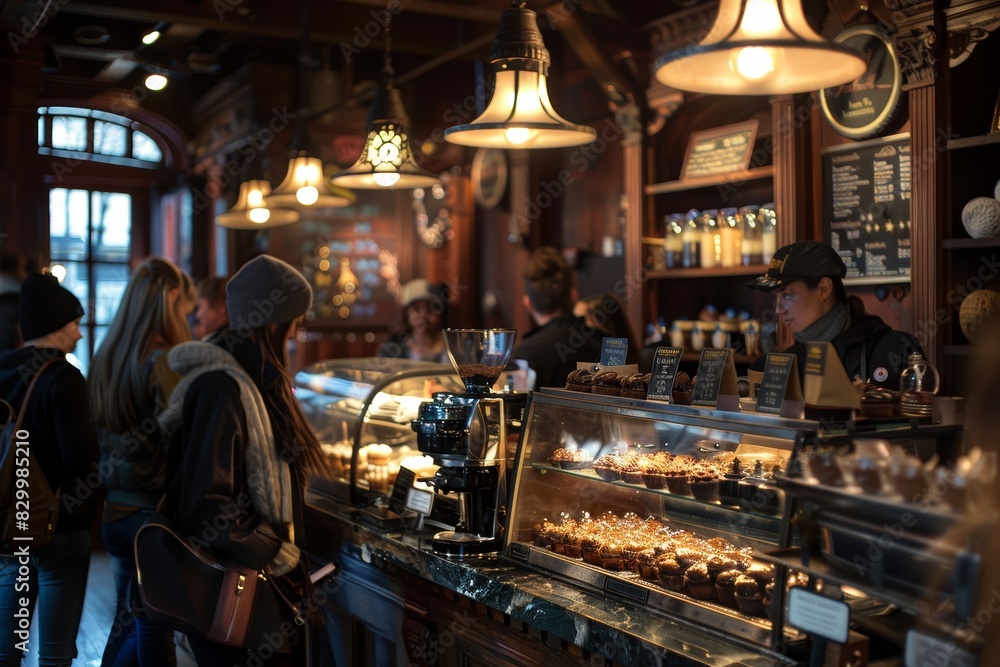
[620,372,650,399]
[592,371,623,396]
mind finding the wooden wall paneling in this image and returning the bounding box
[0,48,43,261]
[621,107,645,341]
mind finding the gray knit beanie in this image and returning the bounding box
[226,255,313,328]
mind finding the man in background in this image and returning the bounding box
[191,276,229,342]
[0,252,28,352]
[511,247,602,390]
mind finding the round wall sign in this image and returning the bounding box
[819,25,902,140]
[472,148,507,209]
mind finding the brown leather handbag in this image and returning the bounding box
[133,513,304,650]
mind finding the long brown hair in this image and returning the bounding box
[90,257,192,432]
[248,321,326,475]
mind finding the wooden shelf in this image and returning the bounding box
[944,345,974,356]
[644,166,774,195]
[947,133,1000,151]
[648,265,768,279]
[941,237,1000,249]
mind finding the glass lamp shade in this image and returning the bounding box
[332,88,439,189]
[263,155,355,209]
[654,0,867,95]
[216,179,300,230]
[444,4,595,149]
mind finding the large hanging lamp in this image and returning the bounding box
[216,155,299,229]
[332,11,439,189]
[264,150,355,209]
[654,0,866,95]
[444,1,595,149]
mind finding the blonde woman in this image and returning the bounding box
[88,257,192,667]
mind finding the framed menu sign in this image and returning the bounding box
[822,133,911,284]
[680,120,758,181]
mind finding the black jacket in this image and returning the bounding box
[511,314,603,390]
[751,313,923,390]
[162,335,303,570]
[0,346,99,532]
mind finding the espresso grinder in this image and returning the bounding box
[412,329,527,558]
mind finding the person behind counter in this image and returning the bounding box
[746,240,922,388]
[378,278,449,362]
[573,293,641,367]
[511,247,602,390]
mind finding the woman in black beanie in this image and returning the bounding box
[0,274,99,667]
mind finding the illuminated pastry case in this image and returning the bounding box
[295,358,464,505]
[505,388,817,650]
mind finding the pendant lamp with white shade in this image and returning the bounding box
[216,157,300,229]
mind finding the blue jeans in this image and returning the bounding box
[100,511,177,667]
[0,529,92,667]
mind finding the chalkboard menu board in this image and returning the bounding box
[822,133,911,283]
[648,347,684,402]
[681,120,759,180]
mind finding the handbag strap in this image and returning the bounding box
[14,358,59,435]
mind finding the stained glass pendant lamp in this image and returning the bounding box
[444,1,595,149]
[654,0,866,95]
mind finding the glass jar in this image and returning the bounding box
[664,213,684,268]
[718,208,742,268]
[699,209,720,269]
[899,352,940,416]
[759,203,777,264]
[739,205,763,266]
[682,209,701,268]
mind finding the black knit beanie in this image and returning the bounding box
[20,273,85,340]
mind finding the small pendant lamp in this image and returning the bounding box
[444,1,595,149]
[332,11,439,189]
[216,158,300,229]
[654,0,866,95]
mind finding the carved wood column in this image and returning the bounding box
[619,105,644,339]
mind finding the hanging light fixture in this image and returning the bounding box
[654,0,866,95]
[444,1,595,149]
[216,154,300,229]
[332,10,439,189]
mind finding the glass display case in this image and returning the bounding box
[505,388,820,648]
[295,358,464,504]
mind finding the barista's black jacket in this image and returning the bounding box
[751,313,923,389]
[511,314,603,390]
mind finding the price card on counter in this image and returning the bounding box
[905,630,977,667]
[600,337,629,367]
[389,466,417,513]
[647,347,684,402]
[405,487,434,516]
[804,342,860,409]
[787,588,850,644]
[692,349,738,409]
[756,353,803,416]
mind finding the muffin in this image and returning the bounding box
[656,556,685,592]
[685,562,714,600]
[674,547,704,570]
[592,371,623,396]
[599,542,623,570]
[594,464,622,482]
[550,447,594,470]
[562,529,583,559]
[565,368,594,393]
[715,569,742,608]
[620,373,650,399]
[642,463,668,490]
[621,541,644,573]
[744,562,775,587]
[690,471,721,502]
[665,470,691,495]
[734,575,766,616]
[638,548,659,581]
[707,554,737,584]
[620,462,644,485]
[581,535,603,566]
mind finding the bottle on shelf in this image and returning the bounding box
[682,209,702,268]
[739,205,763,266]
[699,209,721,269]
[718,208,743,268]
[899,352,940,416]
[690,324,706,351]
[664,213,685,268]
[760,203,777,264]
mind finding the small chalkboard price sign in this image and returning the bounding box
[692,349,739,409]
[681,120,759,181]
[600,337,629,367]
[389,466,417,513]
[647,347,684,402]
[756,353,803,417]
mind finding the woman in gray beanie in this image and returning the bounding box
[158,255,327,664]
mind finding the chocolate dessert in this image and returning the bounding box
[592,371,623,396]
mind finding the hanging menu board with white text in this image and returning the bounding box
[822,133,911,283]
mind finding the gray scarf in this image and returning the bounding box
[158,341,293,530]
[793,302,850,346]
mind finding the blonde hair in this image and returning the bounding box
[90,257,192,432]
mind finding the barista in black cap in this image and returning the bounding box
[746,240,922,389]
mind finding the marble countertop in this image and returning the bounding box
[306,492,796,667]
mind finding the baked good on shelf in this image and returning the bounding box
[642,461,668,489]
[690,470,721,502]
[656,556,685,592]
[598,542,623,570]
[664,469,691,495]
[684,562,714,600]
[581,535,603,566]
[638,548,658,581]
[715,569,742,608]
[549,447,594,469]
[734,575,766,617]
[592,371,623,396]
[860,385,901,418]
[620,373,651,399]
[565,368,595,392]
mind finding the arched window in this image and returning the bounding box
[37,106,167,167]
[38,105,181,374]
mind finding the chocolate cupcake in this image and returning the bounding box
[674,547,704,570]
[690,471,721,502]
[638,548,659,581]
[685,562,714,600]
[744,562,775,587]
[715,569,742,608]
[620,373,650,399]
[565,368,594,393]
[707,554,737,584]
[592,371,623,396]
[581,536,603,566]
[642,463,668,490]
[562,529,583,559]
[656,556,685,592]
[620,463,644,485]
[664,470,691,495]
[734,575,766,616]
[594,464,622,482]
[622,541,643,573]
[599,542,623,570]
